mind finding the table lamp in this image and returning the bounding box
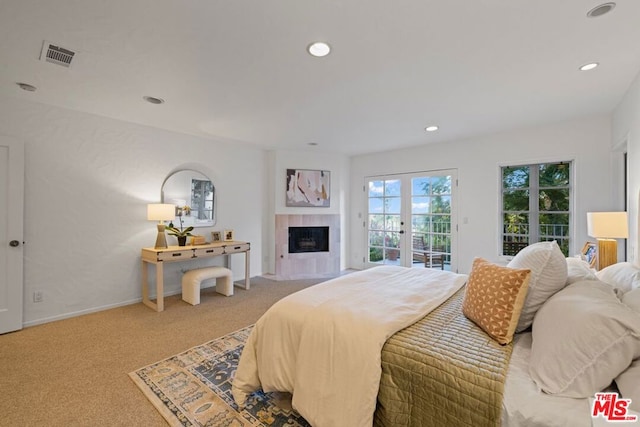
[147,203,176,249]
[587,211,628,270]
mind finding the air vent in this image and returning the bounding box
[40,41,76,68]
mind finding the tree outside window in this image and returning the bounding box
[502,162,571,256]
[412,176,452,264]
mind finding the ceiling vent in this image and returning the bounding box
[40,41,76,68]
[587,2,616,18]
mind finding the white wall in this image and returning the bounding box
[350,115,614,273]
[0,96,266,326]
[0,89,625,326]
[613,71,640,263]
[265,149,350,274]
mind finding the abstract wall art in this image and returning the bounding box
[286,169,330,207]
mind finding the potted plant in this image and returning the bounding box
[386,248,399,261]
[166,206,194,246]
[385,234,400,261]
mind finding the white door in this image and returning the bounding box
[365,170,458,272]
[0,136,24,334]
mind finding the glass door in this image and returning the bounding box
[366,178,403,265]
[366,170,457,271]
[409,173,454,271]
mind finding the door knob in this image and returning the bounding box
[9,240,20,247]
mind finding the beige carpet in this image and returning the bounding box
[0,275,329,426]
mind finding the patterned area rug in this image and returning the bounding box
[129,325,310,426]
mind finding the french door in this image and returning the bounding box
[365,170,457,272]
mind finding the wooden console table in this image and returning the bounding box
[141,241,250,312]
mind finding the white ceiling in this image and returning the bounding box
[1,1,639,156]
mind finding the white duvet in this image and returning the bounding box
[231,265,468,427]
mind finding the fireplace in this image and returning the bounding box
[289,226,329,253]
[276,214,340,279]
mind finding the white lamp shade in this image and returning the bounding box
[587,212,628,239]
[147,203,176,221]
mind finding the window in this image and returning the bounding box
[501,162,571,256]
[191,179,214,221]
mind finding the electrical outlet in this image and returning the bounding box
[33,290,43,303]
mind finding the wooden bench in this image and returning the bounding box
[181,267,233,305]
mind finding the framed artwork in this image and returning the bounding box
[224,229,234,241]
[581,242,597,268]
[286,169,330,207]
[211,231,222,242]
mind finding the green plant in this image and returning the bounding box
[384,233,400,248]
[369,247,383,262]
[166,215,194,238]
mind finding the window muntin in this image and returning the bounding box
[368,179,402,263]
[502,162,571,256]
[412,175,452,263]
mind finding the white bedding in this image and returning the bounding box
[503,332,640,427]
[502,332,592,426]
[231,265,467,427]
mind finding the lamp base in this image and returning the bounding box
[154,223,168,249]
[597,239,617,270]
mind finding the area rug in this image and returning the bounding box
[129,325,310,426]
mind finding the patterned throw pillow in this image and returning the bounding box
[462,258,531,345]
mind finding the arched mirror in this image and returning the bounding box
[161,169,215,228]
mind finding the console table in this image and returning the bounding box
[141,241,250,312]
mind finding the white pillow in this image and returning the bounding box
[596,262,640,294]
[624,288,640,312]
[529,280,640,398]
[618,290,640,412]
[507,241,568,332]
[565,257,597,285]
[616,359,640,412]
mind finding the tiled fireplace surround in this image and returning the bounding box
[275,214,340,280]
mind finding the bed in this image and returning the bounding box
[231,241,640,427]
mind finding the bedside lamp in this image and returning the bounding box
[587,212,628,270]
[147,203,176,249]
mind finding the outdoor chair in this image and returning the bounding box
[412,235,444,269]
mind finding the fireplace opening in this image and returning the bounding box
[289,226,329,253]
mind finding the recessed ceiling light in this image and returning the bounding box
[579,62,599,71]
[143,96,164,104]
[587,2,616,18]
[425,125,439,132]
[17,82,37,92]
[307,42,331,57]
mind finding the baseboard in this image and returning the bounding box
[21,274,255,328]
[261,268,359,281]
[22,289,184,328]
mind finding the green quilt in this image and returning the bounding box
[375,287,513,427]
